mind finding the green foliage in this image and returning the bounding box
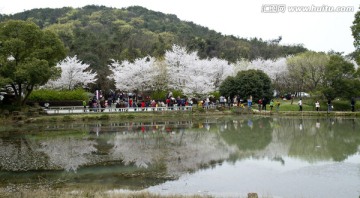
[218,76,235,97]
[171,90,184,98]
[323,55,359,100]
[276,100,315,111]
[150,90,183,101]
[351,7,360,65]
[325,55,355,81]
[219,69,273,102]
[287,51,329,92]
[28,89,88,101]
[220,117,272,150]
[150,90,167,101]
[0,20,66,106]
[247,37,306,60]
[209,91,221,100]
[321,87,337,101]
[0,104,22,112]
[260,98,360,112]
[332,100,353,111]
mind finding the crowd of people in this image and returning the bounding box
[85,91,195,112]
[83,90,356,113]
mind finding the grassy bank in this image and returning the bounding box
[0,187,269,198]
[0,188,213,198]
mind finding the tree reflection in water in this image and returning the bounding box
[37,138,97,172]
[0,117,359,175]
[107,122,238,176]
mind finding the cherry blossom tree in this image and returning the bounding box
[164,44,194,91]
[108,56,158,92]
[108,45,234,97]
[180,58,233,96]
[234,57,288,81]
[164,45,234,97]
[152,60,169,91]
[207,57,234,90]
[43,56,97,90]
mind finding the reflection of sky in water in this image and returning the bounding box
[147,154,360,198]
[1,116,359,196]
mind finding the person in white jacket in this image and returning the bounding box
[298,99,303,111]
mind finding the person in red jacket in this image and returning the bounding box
[129,98,133,108]
[141,101,146,111]
[258,98,262,112]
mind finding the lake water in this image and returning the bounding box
[0,116,359,198]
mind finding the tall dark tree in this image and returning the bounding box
[0,20,66,105]
[322,55,360,100]
[219,69,273,102]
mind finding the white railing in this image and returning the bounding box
[45,106,199,114]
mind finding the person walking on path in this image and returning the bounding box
[247,96,253,112]
[351,97,356,112]
[262,98,267,111]
[298,98,303,111]
[315,101,320,111]
[258,98,262,112]
[220,96,225,107]
[227,96,231,109]
[327,99,332,112]
[269,99,274,112]
[276,100,281,112]
[83,100,87,112]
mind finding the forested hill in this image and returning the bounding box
[0,5,306,63]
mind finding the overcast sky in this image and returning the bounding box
[1,0,359,54]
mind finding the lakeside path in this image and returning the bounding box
[42,105,360,116]
[41,107,360,118]
[3,106,360,125]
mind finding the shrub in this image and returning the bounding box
[151,90,167,101]
[331,100,360,111]
[28,89,88,102]
[171,90,184,98]
[150,90,184,101]
[210,91,221,100]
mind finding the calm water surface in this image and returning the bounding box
[0,116,359,198]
